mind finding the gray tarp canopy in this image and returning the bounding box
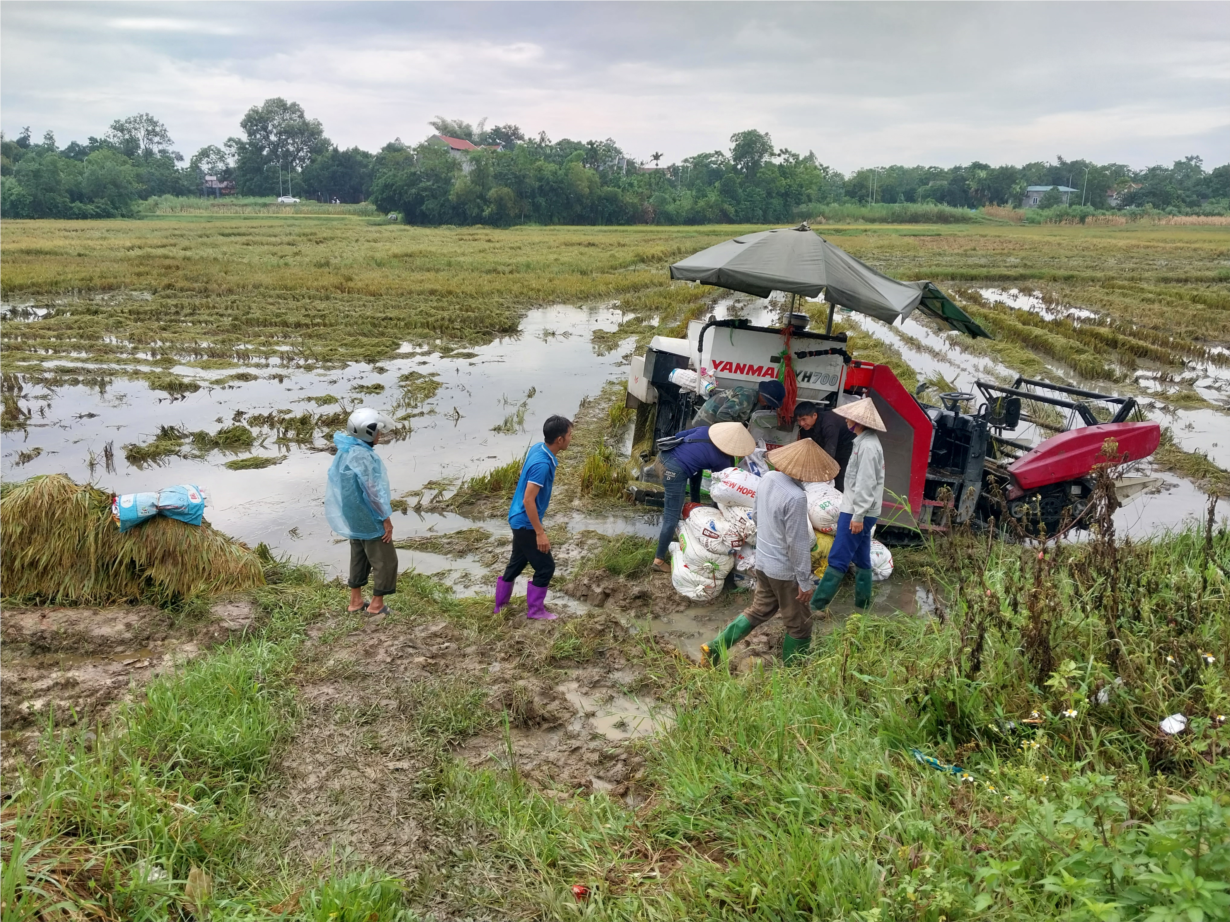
[670,223,992,339]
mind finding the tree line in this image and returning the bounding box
[3,99,1228,222]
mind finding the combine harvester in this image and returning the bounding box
[626,224,1161,539]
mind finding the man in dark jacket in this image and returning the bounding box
[651,422,755,573]
[794,400,855,491]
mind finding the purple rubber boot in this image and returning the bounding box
[525,583,557,620]
[493,577,514,615]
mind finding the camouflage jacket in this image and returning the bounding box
[692,386,758,426]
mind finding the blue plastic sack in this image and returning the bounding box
[112,484,207,532]
[113,492,160,532]
[325,432,392,540]
[156,484,206,526]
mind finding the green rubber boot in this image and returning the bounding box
[701,614,754,667]
[809,567,845,612]
[782,633,811,665]
[854,567,874,609]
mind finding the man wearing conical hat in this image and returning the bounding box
[810,397,887,614]
[652,422,756,574]
[702,438,840,667]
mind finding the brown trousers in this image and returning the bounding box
[744,569,813,640]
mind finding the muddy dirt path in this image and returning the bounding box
[0,599,257,774]
[251,591,668,890]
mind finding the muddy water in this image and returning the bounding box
[2,306,653,578]
[558,679,674,741]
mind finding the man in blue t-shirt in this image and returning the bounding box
[494,414,574,620]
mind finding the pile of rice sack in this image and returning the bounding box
[669,459,894,602]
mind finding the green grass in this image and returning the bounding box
[3,640,295,916]
[191,424,256,451]
[5,510,1227,921]
[1155,427,1230,494]
[449,455,525,507]
[442,514,1230,921]
[140,195,380,217]
[804,202,994,224]
[125,424,262,466]
[0,554,433,919]
[578,444,631,498]
[143,371,200,396]
[581,533,657,578]
[0,220,735,370]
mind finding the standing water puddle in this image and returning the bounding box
[558,680,674,741]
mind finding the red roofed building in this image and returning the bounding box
[426,134,500,173]
[430,134,479,153]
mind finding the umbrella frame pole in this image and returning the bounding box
[825,300,836,336]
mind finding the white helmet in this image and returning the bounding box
[347,407,394,443]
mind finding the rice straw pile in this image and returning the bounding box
[1,474,265,605]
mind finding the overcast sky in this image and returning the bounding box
[2,1,1227,172]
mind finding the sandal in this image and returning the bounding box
[346,599,369,613]
[365,603,391,616]
[651,561,671,574]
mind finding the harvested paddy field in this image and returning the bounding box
[2,217,1229,919]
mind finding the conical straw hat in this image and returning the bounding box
[832,396,886,432]
[767,438,840,483]
[708,421,756,457]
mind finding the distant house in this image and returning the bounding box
[202,175,236,197]
[1022,185,1079,208]
[1106,183,1142,208]
[425,134,500,173]
[428,134,480,157]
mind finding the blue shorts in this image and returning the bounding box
[827,512,878,573]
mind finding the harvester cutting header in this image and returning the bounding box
[626,223,1161,540]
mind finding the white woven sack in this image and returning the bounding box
[716,503,757,545]
[709,468,760,507]
[676,528,726,569]
[805,484,842,533]
[682,507,743,555]
[870,539,894,582]
[734,546,756,573]
[669,541,732,603]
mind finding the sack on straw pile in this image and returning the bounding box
[1,474,264,605]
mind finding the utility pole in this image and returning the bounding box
[1081,166,1090,207]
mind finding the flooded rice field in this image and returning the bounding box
[5,288,1227,606]
[3,304,659,582]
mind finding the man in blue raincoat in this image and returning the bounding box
[326,407,397,615]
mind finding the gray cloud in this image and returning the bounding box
[2,1,1226,171]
